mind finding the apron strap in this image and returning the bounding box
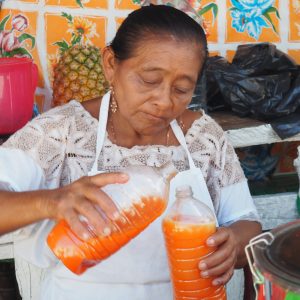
[170,119,197,170]
[90,91,111,174]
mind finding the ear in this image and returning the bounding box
[101,46,116,85]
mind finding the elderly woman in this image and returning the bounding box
[0,5,261,300]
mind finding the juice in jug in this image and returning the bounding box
[162,185,226,300]
[47,165,171,275]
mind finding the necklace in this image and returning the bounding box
[108,112,184,147]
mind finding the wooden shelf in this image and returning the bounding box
[210,111,300,148]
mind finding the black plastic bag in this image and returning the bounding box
[206,43,300,119]
[270,113,300,139]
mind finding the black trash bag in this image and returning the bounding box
[188,70,207,111]
[232,43,298,75]
[206,43,300,124]
[270,113,300,139]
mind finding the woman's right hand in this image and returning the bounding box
[45,172,129,240]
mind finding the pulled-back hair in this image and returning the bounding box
[110,5,208,63]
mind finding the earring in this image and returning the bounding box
[110,86,118,113]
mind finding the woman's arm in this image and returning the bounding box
[0,172,129,238]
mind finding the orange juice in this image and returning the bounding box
[47,196,166,274]
[163,216,226,300]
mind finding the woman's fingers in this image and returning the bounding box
[75,199,111,237]
[64,208,91,240]
[54,172,129,238]
[83,184,119,221]
[212,266,235,286]
[90,172,129,187]
[206,227,230,247]
[199,248,236,278]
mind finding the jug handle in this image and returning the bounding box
[32,63,39,93]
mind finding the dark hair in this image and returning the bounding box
[110,5,208,62]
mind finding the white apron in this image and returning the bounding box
[40,91,217,300]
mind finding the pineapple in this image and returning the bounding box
[52,44,109,106]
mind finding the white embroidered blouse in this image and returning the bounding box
[1,100,259,225]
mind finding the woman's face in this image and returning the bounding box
[103,37,204,136]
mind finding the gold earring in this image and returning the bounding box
[110,87,118,113]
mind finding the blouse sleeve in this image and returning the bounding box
[2,107,69,189]
[188,114,260,227]
[0,109,70,268]
[215,130,260,226]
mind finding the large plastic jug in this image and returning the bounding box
[47,165,175,275]
[162,185,226,300]
[0,57,38,134]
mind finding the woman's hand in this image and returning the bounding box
[198,227,238,286]
[198,221,261,286]
[45,172,129,240]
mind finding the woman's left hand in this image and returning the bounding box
[198,227,238,286]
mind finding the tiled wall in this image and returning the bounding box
[1,0,299,111]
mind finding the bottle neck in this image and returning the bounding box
[175,185,193,199]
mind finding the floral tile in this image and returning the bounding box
[289,0,300,41]
[209,50,220,56]
[45,0,108,9]
[114,0,140,9]
[288,49,300,64]
[192,0,218,43]
[116,17,124,29]
[45,13,107,85]
[18,0,39,3]
[226,0,280,43]
[0,9,44,87]
[226,50,236,62]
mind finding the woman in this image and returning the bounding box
[0,5,261,300]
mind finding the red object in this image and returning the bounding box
[0,57,38,134]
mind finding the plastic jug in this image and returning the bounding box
[0,57,38,134]
[47,165,175,275]
[162,185,226,300]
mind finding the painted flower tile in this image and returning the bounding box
[226,0,280,43]
[45,0,108,9]
[288,49,300,64]
[45,13,106,83]
[0,0,299,111]
[289,0,300,41]
[115,0,140,9]
[0,9,44,87]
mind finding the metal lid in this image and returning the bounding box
[253,221,300,292]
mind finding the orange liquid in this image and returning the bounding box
[47,196,166,274]
[163,216,227,300]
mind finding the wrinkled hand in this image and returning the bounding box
[198,227,238,286]
[46,172,128,240]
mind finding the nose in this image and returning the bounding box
[152,85,173,113]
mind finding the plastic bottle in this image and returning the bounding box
[47,165,174,275]
[162,185,226,300]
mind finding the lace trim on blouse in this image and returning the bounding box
[3,100,245,210]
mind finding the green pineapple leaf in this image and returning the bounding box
[76,0,84,8]
[0,15,10,31]
[61,12,73,23]
[18,33,36,49]
[53,40,70,53]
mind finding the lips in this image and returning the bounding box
[143,112,166,122]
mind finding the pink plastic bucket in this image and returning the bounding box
[0,57,38,134]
